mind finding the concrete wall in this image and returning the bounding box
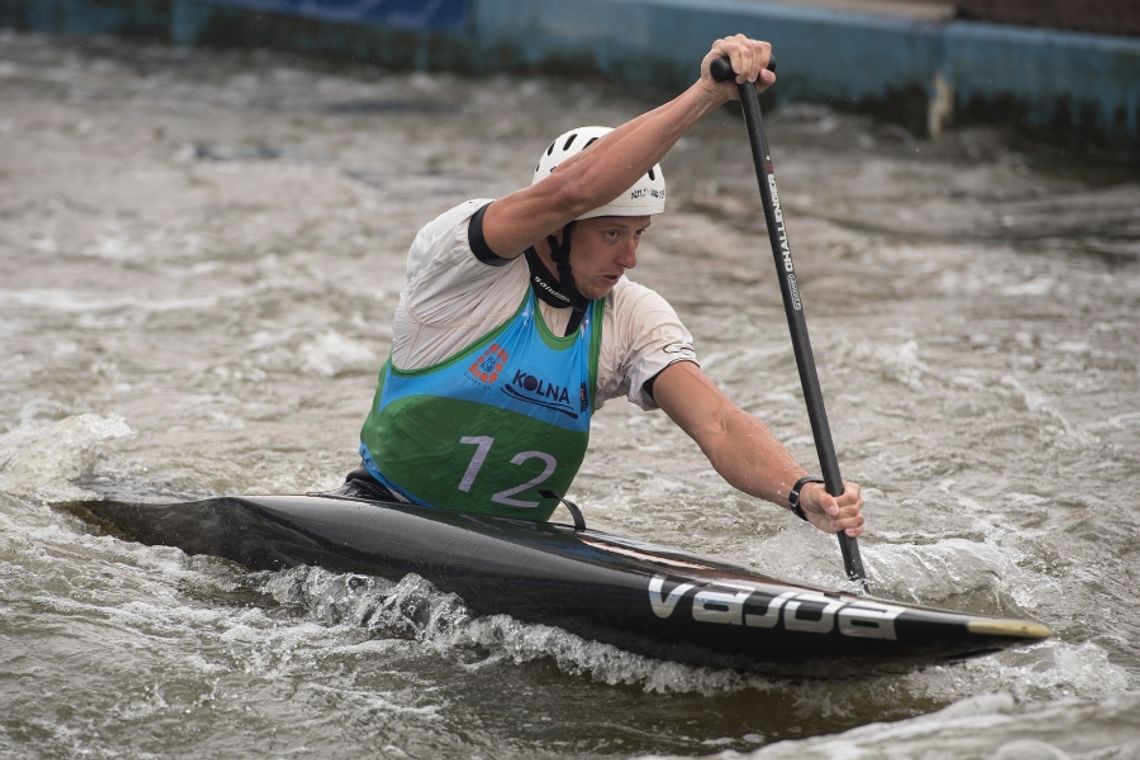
[2,0,1138,155]
[956,0,1140,37]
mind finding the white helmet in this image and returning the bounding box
[532,126,666,220]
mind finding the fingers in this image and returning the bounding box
[834,482,864,537]
[836,500,865,538]
[804,481,864,537]
[706,34,775,89]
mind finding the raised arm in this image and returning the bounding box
[480,35,777,260]
[652,361,865,537]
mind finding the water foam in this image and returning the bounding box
[0,413,133,501]
[298,331,379,378]
[259,565,780,696]
[716,690,1140,760]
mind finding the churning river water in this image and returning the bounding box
[2,31,1138,760]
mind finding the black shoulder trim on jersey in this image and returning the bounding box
[467,203,510,267]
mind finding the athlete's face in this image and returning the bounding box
[569,216,651,299]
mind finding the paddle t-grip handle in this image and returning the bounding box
[709,55,775,83]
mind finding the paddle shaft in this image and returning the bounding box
[710,57,866,582]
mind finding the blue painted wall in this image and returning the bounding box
[942,20,1140,138]
[2,0,1138,153]
[194,0,471,30]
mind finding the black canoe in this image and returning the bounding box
[69,493,1051,677]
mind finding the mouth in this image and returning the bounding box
[583,273,623,297]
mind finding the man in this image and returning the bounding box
[347,34,865,539]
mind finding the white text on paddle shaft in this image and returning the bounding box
[767,166,802,311]
[648,575,904,639]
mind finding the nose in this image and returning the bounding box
[616,237,638,269]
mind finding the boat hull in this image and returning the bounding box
[70,493,1051,676]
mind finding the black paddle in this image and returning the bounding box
[710,55,867,584]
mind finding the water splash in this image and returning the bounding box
[298,331,379,378]
[0,413,133,501]
[260,565,775,696]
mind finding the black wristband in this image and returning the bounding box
[787,476,824,521]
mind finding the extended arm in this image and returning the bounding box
[480,35,777,259]
[652,361,864,536]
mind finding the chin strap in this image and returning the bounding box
[525,223,590,336]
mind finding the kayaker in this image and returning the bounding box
[346,33,864,539]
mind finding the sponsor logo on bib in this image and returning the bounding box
[469,344,509,384]
[502,369,578,419]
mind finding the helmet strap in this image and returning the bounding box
[524,223,590,336]
[548,221,574,288]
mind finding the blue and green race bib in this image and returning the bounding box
[360,290,603,521]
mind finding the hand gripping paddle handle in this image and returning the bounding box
[710,55,776,80]
[710,55,867,584]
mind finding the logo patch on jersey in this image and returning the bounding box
[469,344,509,384]
[502,369,578,419]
